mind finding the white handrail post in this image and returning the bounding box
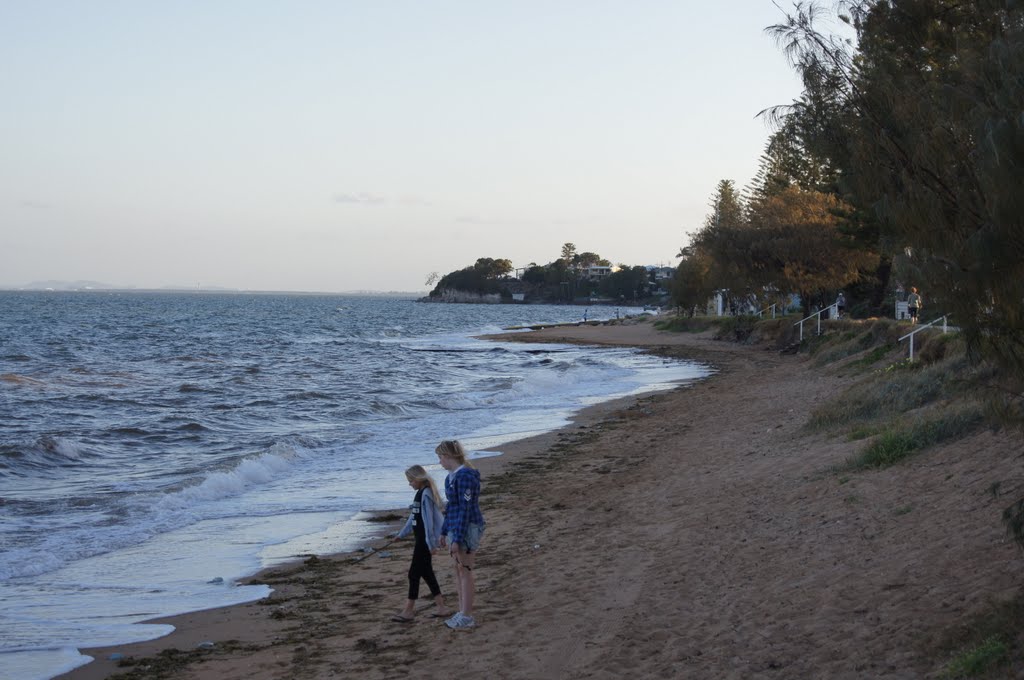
[817,310,821,336]
[771,303,777,319]
[909,334,915,361]
[799,319,804,342]
[943,316,948,333]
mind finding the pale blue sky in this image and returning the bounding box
[1,1,812,292]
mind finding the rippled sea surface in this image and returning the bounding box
[0,292,708,679]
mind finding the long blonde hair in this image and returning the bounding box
[405,464,443,508]
[435,439,473,468]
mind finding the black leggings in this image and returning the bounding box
[408,542,442,600]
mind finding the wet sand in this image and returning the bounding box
[60,320,1022,679]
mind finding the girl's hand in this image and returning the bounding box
[439,535,447,548]
[449,542,460,556]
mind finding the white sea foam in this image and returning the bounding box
[0,444,307,581]
[48,437,85,461]
[152,445,299,513]
[0,648,92,680]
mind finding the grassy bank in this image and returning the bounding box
[656,314,995,466]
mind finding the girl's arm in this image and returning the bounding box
[396,508,415,539]
[422,488,440,550]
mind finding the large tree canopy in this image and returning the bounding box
[769,0,1024,374]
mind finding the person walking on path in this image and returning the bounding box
[907,287,923,324]
[391,465,452,623]
[836,292,847,320]
[436,440,485,630]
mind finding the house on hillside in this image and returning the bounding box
[583,265,615,281]
[645,265,675,282]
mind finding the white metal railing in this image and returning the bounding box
[898,316,952,361]
[793,303,838,341]
[757,303,777,319]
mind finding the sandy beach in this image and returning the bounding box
[60,320,1022,679]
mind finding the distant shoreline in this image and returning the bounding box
[0,287,427,297]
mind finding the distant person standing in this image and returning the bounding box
[836,292,847,319]
[907,287,923,324]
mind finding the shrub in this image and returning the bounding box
[807,352,973,431]
[941,635,1009,678]
[842,406,985,470]
[717,316,757,342]
[653,316,715,333]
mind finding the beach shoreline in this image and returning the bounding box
[59,319,1023,679]
[56,319,700,680]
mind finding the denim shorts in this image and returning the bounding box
[450,523,485,553]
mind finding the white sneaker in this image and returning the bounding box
[446,613,475,629]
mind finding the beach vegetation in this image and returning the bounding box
[711,315,759,343]
[934,593,1024,678]
[653,316,715,333]
[941,635,1009,679]
[808,354,967,430]
[840,405,986,471]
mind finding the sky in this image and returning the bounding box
[1,1,815,293]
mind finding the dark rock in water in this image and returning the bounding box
[196,641,215,650]
[207,577,224,584]
[107,653,124,661]
[377,551,392,558]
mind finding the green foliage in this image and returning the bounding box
[1002,499,1024,556]
[711,315,759,343]
[653,316,716,333]
[842,406,986,470]
[673,179,749,311]
[934,593,1024,678]
[848,344,892,369]
[671,249,715,316]
[744,187,880,315]
[560,242,577,265]
[573,251,609,268]
[598,265,650,302]
[431,257,512,296]
[941,635,1009,678]
[472,257,513,279]
[808,351,976,431]
[431,248,643,304]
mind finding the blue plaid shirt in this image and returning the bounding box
[441,466,484,545]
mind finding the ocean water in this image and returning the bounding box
[0,292,709,679]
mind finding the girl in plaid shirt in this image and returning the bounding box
[436,439,485,629]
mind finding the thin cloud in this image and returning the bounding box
[333,192,433,207]
[333,192,388,206]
